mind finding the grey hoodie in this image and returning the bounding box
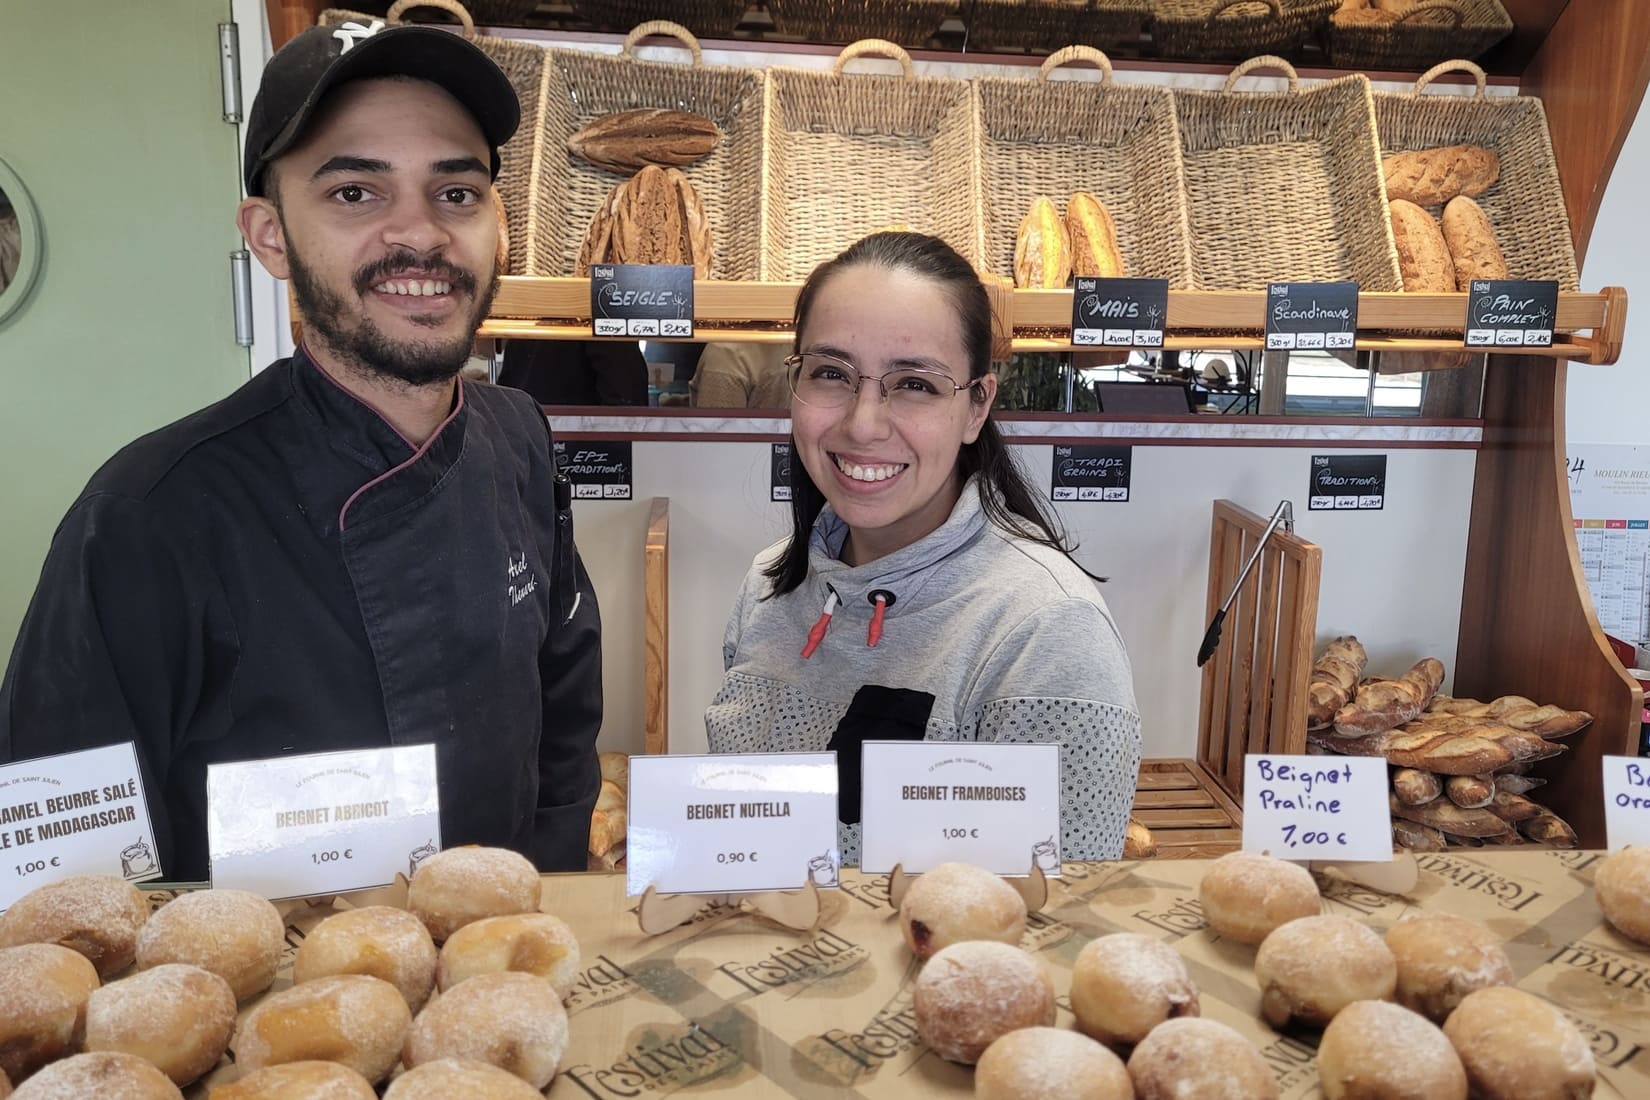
[707,477,1142,862]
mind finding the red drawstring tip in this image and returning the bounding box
[801,613,830,659]
[867,596,888,648]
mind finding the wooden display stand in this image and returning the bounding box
[644,497,670,756]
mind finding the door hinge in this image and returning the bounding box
[219,22,242,123]
[231,250,254,347]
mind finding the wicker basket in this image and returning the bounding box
[1173,56,1402,291]
[766,0,955,48]
[537,22,766,279]
[760,41,984,281]
[1151,0,1340,61]
[978,47,1193,287]
[321,2,558,276]
[1374,60,1577,290]
[967,0,1151,54]
[565,0,750,37]
[1329,0,1512,71]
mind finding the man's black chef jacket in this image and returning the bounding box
[0,350,603,881]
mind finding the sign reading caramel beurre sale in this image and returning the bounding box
[205,745,440,899]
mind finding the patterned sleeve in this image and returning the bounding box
[964,599,1143,860]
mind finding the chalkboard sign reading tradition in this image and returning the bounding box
[1051,445,1132,502]
[555,440,633,500]
[1070,277,1168,348]
[1309,453,1387,511]
[1265,282,1358,351]
[590,264,694,338]
[1465,279,1558,348]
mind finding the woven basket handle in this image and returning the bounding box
[1037,45,1114,86]
[386,0,476,34]
[621,20,704,65]
[832,40,916,79]
[1223,55,1300,93]
[1398,2,1466,28]
[1413,59,1489,98]
[1208,0,1283,23]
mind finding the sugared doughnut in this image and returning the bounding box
[1384,913,1513,1022]
[899,863,1027,960]
[0,942,100,1082]
[0,875,150,977]
[974,1027,1133,1099]
[1595,845,1650,945]
[1127,1017,1278,1100]
[136,889,284,1001]
[1070,932,1199,1046]
[912,941,1056,1065]
[406,848,541,943]
[1442,986,1595,1099]
[10,1051,180,1100]
[295,906,437,1011]
[85,963,235,1085]
[232,974,411,1083]
[1318,999,1467,1099]
[207,1061,377,1099]
[1255,915,1395,1029]
[402,970,567,1088]
[384,1058,545,1099]
[1197,851,1320,946]
[437,912,580,999]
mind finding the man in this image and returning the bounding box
[0,21,602,881]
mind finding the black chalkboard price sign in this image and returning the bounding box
[554,440,634,500]
[771,443,792,503]
[1308,453,1386,511]
[589,264,694,338]
[1051,445,1132,503]
[1265,282,1359,351]
[1464,279,1558,348]
[1070,278,1168,348]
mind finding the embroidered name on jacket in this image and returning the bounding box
[508,552,537,607]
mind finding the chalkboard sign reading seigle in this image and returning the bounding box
[1265,282,1358,351]
[589,264,694,338]
[1070,278,1168,348]
[1465,279,1558,348]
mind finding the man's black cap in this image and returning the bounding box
[243,20,520,197]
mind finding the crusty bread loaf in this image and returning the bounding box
[1393,768,1442,807]
[1441,196,1509,289]
[1123,818,1157,860]
[1381,724,1566,776]
[1393,820,1448,852]
[1425,695,1592,738]
[574,182,621,278]
[1390,793,1511,838]
[590,808,626,859]
[1520,812,1578,847]
[1494,773,1546,795]
[1332,657,1446,737]
[1335,5,1398,24]
[1389,200,1457,293]
[1308,636,1368,730]
[1014,196,1072,289]
[1486,790,1545,823]
[1067,192,1124,279]
[1445,775,1495,809]
[568,109,721,175]
[1383,145,1501,207]
[577,167,713,278]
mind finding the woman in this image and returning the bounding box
[706,232,1141,863]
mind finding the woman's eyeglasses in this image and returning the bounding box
[786,353,981,413]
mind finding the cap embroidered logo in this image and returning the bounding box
[331,20,384,53]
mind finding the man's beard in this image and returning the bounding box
[287,241,498,388]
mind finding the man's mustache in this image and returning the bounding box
[354,252,478,297]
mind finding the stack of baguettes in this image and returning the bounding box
[589,752,628,872]
[1304,636,1591,851]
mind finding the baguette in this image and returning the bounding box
[1389,200,1457,293]
[1308,636,1368,730]
[1425,695,1592,738]
[1066,192,1124,279]
[1014,196,1072,289]
[590,807,627,858]
[1441,196,1509,289]
[1332,657,1446,737]
[1520,812,1578,848]
[1393,820,1447,853]
[1485,790,1545,823]
[1393,768,1442,806]
[1445,833,1484,847]
[1382,145,1501,207]
[1390,792,1511,838]
[1493,773,1546,795]
[568,109,722,175]
[1379,723,1566,775]
[1445,775,1495,809]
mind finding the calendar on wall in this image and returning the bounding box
[1569,444,1650,646]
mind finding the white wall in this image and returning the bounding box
[576,434,1477,760]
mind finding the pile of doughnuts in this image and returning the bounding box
[0,845,580,1097]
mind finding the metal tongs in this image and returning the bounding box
[1196,500,1294,667]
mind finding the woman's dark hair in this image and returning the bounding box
[764,231,1092,595]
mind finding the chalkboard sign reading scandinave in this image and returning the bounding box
[555,440,633,500]
[1465,279,1558,348]
[1242,755,1391,862]
[1051,444,1132,502]
[1265,282,1358,351]
[1309,453,1387,511]
[589,264,694,338]
[1070,277,1168,348]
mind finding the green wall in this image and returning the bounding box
[0,0,248,652]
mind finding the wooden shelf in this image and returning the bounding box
[484,278,1627,364]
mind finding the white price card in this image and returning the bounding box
[1242,754,1390,861]
[0,743,161,912]
[626,753,840,897]
[859,742,1063,875]
[206,745,440,899]
[1603,755,1650,849]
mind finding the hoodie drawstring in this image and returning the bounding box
[801,590,839,659]
[867,589,895,648]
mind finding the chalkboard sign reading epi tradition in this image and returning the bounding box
[1309,453,1387,511]
[1051,445,1132,502]
[1465,279,1558,348]
[1242,755,1390,861]
[1070,277,1168,348]
[554,440,634,500]
[771,443,792,503]
[589,264,694,338]
[1265,282,1358,351]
